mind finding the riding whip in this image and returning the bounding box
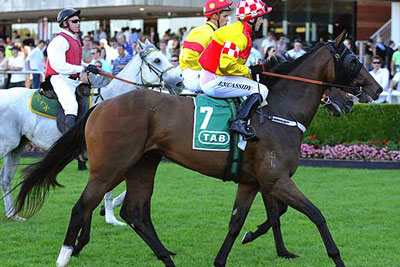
[256,74,266,124]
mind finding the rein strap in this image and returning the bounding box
[261,71,362,91]
[98,70,162,88]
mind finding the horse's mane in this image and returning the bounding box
[263,42,325,87]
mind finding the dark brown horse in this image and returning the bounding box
[15,32,382,267]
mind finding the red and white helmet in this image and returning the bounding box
[204,0,233,18]
[236,0,272,21]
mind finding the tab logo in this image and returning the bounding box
[198,131,230,146]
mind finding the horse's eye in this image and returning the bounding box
[154,58,161,64]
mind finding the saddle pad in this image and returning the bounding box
[29,90,60,119]
[193,95,237,151]
[29,90,93,119]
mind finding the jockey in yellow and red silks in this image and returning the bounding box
[179,0,233,92]
[198,0,272,139]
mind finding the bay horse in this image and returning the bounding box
[14,32,381,267]
[0,40,183,223]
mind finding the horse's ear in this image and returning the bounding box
[137,40,145,50]
[334,30,348,48]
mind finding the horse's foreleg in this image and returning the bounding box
[120,155,175,267]
[271,177,344,267]
[214,183,258,267]
[242,198,288,245]
[1,141,27,221]
[261,193,298,258]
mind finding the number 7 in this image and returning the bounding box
[200,106,213,129]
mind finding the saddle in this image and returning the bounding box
[37,78,92,133]
[192,94,244,182]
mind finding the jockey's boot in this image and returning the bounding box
[65,114,76,131]
[229,93,262,140]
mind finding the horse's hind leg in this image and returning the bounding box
[260,193,298,258]
[270,177,344,267]
[103,190,126,226]
[120,154,175,267]
[1,137,28,221]
[56,176,122,267]
[242,197,288,245]
[214,183,258,267]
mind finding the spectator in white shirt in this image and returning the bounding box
[26,40,46,89]
[369,56,389,103]
[8,46,25,88]
[286,39,306,59]
[261,32,276,59]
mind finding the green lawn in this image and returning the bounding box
[0,159,399,267]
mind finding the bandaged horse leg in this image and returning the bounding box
[104,191,125,226]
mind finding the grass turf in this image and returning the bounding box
[0,159,399,267]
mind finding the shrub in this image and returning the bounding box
[305,104,400,144]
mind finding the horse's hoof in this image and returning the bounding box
[105,217,126,226]
[99,205,105,216]
[7,214,27,222]
[278,252,299,259]
[241,231,253,244]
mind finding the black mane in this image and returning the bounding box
[263,42,325,87]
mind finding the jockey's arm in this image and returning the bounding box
[219,53,251,78]
[47,35,85,75]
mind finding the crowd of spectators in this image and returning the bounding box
[362,36,400,103]
[0,26,398,103]
[0,26,188,89]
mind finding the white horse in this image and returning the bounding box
[0,40,184,225]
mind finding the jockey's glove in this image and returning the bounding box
[249,64,264,81]
[86,64,100,75]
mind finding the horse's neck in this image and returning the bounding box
[269,52,329,127]
[98,56,142,101]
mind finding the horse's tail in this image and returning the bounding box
[14,107,96,218]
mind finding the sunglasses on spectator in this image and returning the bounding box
[91,52,97,55]
[171,59,179,62]
[372,61,381,64]
[95,65,102,68]
[68,19,81,24]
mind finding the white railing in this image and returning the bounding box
[356,19,392,63]
[0,70,45,81]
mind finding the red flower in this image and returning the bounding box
[383,140,387,145]
[309,135,317,141]
[356,140,361,144]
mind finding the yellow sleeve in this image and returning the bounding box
[219,54,251,78]
[179,48,202,71]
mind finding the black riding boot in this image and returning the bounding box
[65,114,76,132]
[229,93,263,139]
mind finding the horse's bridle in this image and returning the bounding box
[325,41,364,97]
[138,48,175,89]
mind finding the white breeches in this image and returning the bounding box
[50,75,81,116]
[182,68,202,93]
[200,70,269,100]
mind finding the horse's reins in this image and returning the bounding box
[95,48,174,88]
[260,71,363,94]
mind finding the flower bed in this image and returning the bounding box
[301,136,400,161]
